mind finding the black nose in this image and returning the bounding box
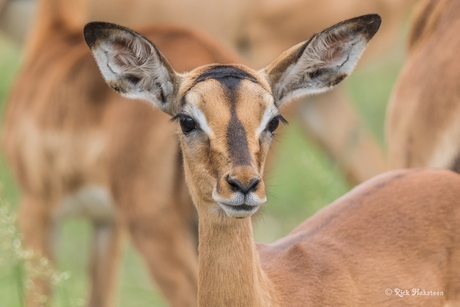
[227,176,260,194]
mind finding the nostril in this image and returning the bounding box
[246,178,260,192]
[226,176,260,194]
[227,176,244,192]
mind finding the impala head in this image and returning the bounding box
[84,14,380,218]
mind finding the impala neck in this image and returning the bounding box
[197,206,278,307]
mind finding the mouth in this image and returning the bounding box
[219,202,260,218]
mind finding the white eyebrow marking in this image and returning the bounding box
[182,102,214,137]
[256,94,278,136]
[193,106,213,136]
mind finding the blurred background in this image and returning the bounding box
[0,0,414,306]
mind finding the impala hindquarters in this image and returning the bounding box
[387,0,460,171]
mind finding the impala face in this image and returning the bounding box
[173,65,285,217]
[84,14,381,218]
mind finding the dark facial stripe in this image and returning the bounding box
[181,66,258,107]
[225,84,252,166]
[194,65,258,91]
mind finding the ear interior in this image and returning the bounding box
[262,14,381,107]
[84,22,180,115]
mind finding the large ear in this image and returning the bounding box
[84,22,181,115]
[261,14,381,107]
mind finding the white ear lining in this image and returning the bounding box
[91,43,120,84]
[90,32,177,111]
[269,31,370,107]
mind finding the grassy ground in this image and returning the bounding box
[0,25,406,306]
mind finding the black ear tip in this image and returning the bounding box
[357,14,382,40]
[83,22,107,48]
[366,13,382,30]
[83,23,96,48]
[83,22,127,48]
[361,13,382,23]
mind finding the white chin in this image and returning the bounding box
[219,203,260,218]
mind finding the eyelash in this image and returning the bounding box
[171,113,198,135]
[267,115,287,133]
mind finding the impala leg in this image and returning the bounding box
[18,195,55,307]
[121,194,198,307]
[86,220,123,307]
[289,86,387,185]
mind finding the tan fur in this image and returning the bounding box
[87,16,460,307]
[386,0,460,171]
[2,0,244,306]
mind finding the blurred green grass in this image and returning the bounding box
[0,25,405,306]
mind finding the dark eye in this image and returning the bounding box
[267,117,280,133]
[180,116,197,134]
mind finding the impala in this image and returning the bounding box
[386,0,460,173]
[86,14,460,306]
